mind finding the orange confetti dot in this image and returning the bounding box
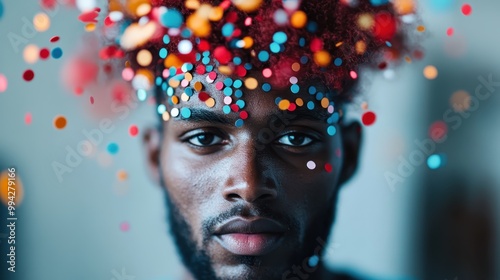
[417,25,425,32]
[54,115,67,129]
[278,99,290,110]
[0,170,24,206]
[313,50,331,67]
[423,65,438,80]
[232,0,263,12]
[117,170,128,181]
[290,10,307,28]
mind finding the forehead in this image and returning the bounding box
[158,70,339,126]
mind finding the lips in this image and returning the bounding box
[213,217,286,256]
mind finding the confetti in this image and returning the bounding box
[361,111,376,126]
[120,221,130,232]
[423,65,438,80]
[33,13,50,32]
[53,115,67,129]
[306,160,316,170]
[90,96,95,104]
[450,90,471,112]
[324,163,333,173]
[129,125,139,137]
[24,112,32,125]
[40,48,50,59]
[429,121,447,142]
[50,36,60,42]
[427,154,446,170]
[117,170,128,181]
[461,4,472,16]
[51,47,63,59]
[107,142,119,155]
[446,27,454,36]
[23,70,35,82]
[0,74,7,92]
[23,44,39,64]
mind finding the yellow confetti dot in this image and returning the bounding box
[357,13,374,30]
[194,81,203,91]
[33,13,50,32]
[405,56,412,63]
[290,10,307,28]
[205,97,216,108]
[126,0,149,16]
[136,3,151,17]
[54,115,67,130]
[117,170,128,181]
[321,97,329,108]
[85,23,96,32]
[244,77,258,90]
[185,0,200,9]
[292,62,301,72]
[23,44,39,64]
[0,170,24,206]
[218,65,233,75]
[209,6,224,21]
[162,111,170,121]
[137,49,152,67]
[295,98,304,106]
[423,65,438,80]
[232,0,263,12]
[313,50,331,67]
[278,99,290,110]
[169,79,181,88]
[185,72,193,81]
[417,25,425,32]
[171,95,179,104]
[394,0,415,15]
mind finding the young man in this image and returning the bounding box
[107,0,412,278]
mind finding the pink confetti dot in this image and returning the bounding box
[0,74,7,92]
[120,222,130,232]
[446,27,454,36]
[90,96,95,104]
[25,113,32,125]
[129,125,139,137]
[461,4,472,16]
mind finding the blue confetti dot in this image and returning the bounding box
[273,31,288,44]
[223,105,231,114]
[262,83,271,92]
[334,57,342,66]
[258,51,270,62]
[161,9,183,28]
[234,89,243,98]
[51,47,63,59]
[307,101,315,110]
[107,143,119,155]
[180,107,191,119]
[181,28,192,38]
[427,154,445,169]
[370,0,389,6]
[291,84,300,94]
[235,119,244,127]
[270,42,281,53]
[308,255,320,268]
[306,21,318,33]
[385,41,392,47]
[166,87,174,96]
[300,56,309,64]
[222,23,234,37]
[202,51,210,57]
[236,99,245,109]
[315,92,324,101]
[275,97,282,105]
[299,37,306,47]
[233,57,242,65]
[327,126,337,136]
[202,57,210,64]
[206,65,214,72]
[163,35,170,44]
[185,88,193,96]
[159,48,167,59]
[233,79,243,88]
[308,86,317,94]
[224,78,233,87]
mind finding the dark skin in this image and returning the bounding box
[144,73,362,280]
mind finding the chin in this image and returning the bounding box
[214,263,284,280]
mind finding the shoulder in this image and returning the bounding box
[330,271,367,280]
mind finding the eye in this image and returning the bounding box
[276,133,315,147]
[186,132,224,147]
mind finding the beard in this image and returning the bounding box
[163,190,339,280]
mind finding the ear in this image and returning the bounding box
[143,127,161,186]
[338,121,362,186]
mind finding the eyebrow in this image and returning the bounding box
[174,108,234,125]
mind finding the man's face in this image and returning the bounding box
[146,73,360,280]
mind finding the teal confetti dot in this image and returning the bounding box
[236,99,245,109]
[308,86,317,94]
[262,83,271,92]
[273,31,288,44]
[161,9,183,28]
[180,107,191,119]
[224,78,233,87]
[370,0,389,6]
[307,101,315,110]
[181,28,192,38]
[223,87,233,96]
[315,92,324,100]
[202,51,210,57]
[291,84,300,94]
[223,105,231,114]
[51,47,63,59]
[327,126,337,136]
[222,23,234,37]
[385,41,392,47]
[233,57,242,65]
[308,255,320,268]
[206,65,214,72]
[163,35,170,44]
[107,143,119,155]
[167,87,174,96]
[155,77,162,86]
[235,119,244,127]
[334,57,342,66]
[258,51,270,62]
[270,42,281,53]
[300,56,308,64]
[202,57,210,64]
[137,89,147,101]
[157,104,166,114]
[233,79,242,88]
[299,37,306,47]
[306,21,318,33]
[427,154,445,169]
[275,97,282,105]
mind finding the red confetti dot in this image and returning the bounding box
[74,87,84,95]
[198,40,210,51]
[25,112,32,125]
[288,103,297,111]
[104,16,114,27]
[361,111,376,126]
[213,46,232,65]
[41,0,57,9]
[198,91,210,101]
[129,125,139,137]
[324,163,333,173]
[50,36,60,43]
[461,4,472,16]
[90,96,95,104]
[378,62,388,69]
[446,27,454,36]
[310,38,324,52]
[40,48,50,59]
[196,65,206,75]
[230,104,239,112]
[239,111,248,119]
[429,121,448,142]
[23,70,34,81]
[373,12,397,41]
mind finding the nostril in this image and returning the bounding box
[226,193,241,201]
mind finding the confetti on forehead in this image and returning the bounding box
[104,0,418,129]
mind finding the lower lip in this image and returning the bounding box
[215,233,284,256]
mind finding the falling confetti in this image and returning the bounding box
[90,96,94,104]
[129,125,139,137]
[429,121,447,142]
[107,142,119,155]
[423,65,438,80]
[461,4,472,16]
[24,112,32,125]
[23,70,35,82]
[51,47,63,59]
[446,27,454,36]
[0,73,7,92]
[23,44,40,64]
[120,221,130,232]
[53,115,67,129]
[450,90,471,112]
[361,111,376,126]
[50,36,60,42]
[427,154,446,169]
[33,12,50,32]
[324,163,333,173]
[117,170,128,181]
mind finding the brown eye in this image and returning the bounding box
[187,133,223,147]
[276,133,314,147]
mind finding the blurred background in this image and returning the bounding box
[0,0,499,279]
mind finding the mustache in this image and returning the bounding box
[200,203,299,243]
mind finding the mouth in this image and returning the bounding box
[213,217,286,256]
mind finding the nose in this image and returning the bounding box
[222,143,278,203]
